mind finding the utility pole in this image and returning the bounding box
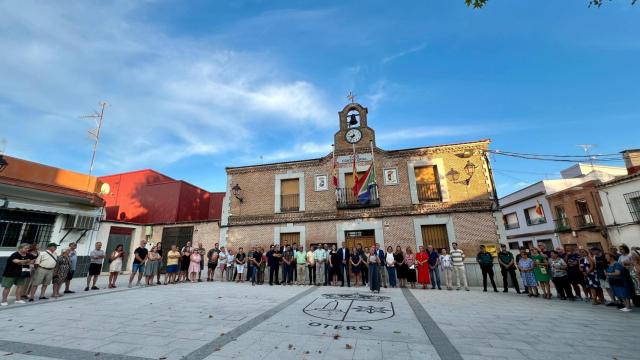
[81,101,108,177]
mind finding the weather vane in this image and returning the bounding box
[347,91,356,103]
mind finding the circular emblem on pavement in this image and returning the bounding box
[303,292,395,322]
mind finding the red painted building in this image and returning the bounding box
[99,169,224,224]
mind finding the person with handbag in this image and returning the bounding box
[1,243,33,306]
[28,242,58,302]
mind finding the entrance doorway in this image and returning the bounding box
[420,224,449,252]
[103,227,133,271]
[345,229,375,251]
[161,226,194,264]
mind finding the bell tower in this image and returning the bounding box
[334,102,376,152]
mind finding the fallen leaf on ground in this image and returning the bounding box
[333,334,341,340]
[345,344,352,349]
[288,344,293,350]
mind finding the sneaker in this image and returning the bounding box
[28,298,34,302]
[620,307,632,312]
[91,286,99,290]
[0,302,8,306]
[15,300,26,304]
[84,287,89,291]
[64,290,75,294]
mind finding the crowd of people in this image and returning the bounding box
[2,238,639,312]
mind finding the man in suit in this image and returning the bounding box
[375,243,388,288]
[339,242,350,287]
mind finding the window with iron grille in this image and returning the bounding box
[0,209,55,249]
[623,191,640,223]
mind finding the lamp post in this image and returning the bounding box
[446,161,477,186]
[231,184,244,202]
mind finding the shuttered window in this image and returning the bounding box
[280,179,300,212]
[420,224,449,251]
[414,166,441,202]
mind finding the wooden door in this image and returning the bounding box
[420,224,449,252]
[280,232,300,246]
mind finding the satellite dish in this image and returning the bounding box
[99,182,111,195]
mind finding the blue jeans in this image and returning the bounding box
[429,266,441,289]
[387,267,397,288]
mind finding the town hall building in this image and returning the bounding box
[219,102,502,265]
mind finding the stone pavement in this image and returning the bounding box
[0,276,637,360]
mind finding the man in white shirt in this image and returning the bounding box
[450,242,469,291]
[314,244,326,286]
[29,243,58,301]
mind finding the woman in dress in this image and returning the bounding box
[617,244,639,297]
[328,245,340,286]
[108,244,125,289]
[530,248,551,299]
[368,248,381,293]
[605,252,633,312]
[439,248,454,290]
[361,247,369,286]
[155,243,163,286]
[580,248,602,304]
[144,246,160,286]
[51,248,71,298]
[415,246,430,289]
[218,247,228,282]
[189,247,202,283]
[179,243,192,283]
[350,248,362,287]
[405,247,417,289]
[395,246,407,288]
[517,250,539,297]
[385,246,396,288]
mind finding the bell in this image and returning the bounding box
[348,113,359,126]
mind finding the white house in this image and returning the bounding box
[598,150,640,248]
[499,166,622,251]
[0,155,104,277]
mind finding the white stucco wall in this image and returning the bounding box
[599,177,640,248]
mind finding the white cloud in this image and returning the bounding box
[377,125,483,143]
[0,1,332,172]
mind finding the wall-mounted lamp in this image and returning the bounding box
[446,161,477,186]
[0,155,8,173]
[455,150,474,159]
[231,184,244,202]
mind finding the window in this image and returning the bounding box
[623,191,640,223]
[414,166,441,202]
[280,178,300,212]
[508,242,520,250]
[420,224,449,252]
[536,239,553,251]
[522,240,533,249]
[524,206,546,226]
[574,199,594,227]
[554,206,570,231]
[0,210,55,248]
[503,212,520,230]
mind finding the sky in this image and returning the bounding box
[1,0,638,196]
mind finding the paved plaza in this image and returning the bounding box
[0,275,637,360]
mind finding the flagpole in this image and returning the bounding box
[369,140,376,184]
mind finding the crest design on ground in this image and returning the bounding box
[303,292,395,322]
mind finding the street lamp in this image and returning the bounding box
[231,184,244,202]
[446,161,477,186]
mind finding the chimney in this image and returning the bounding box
[621,149,640,175]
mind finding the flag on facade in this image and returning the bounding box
[535,200,544,216]
[350,151,359,196]
[354,163,376,204]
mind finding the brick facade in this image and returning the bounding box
[221,103,501,259]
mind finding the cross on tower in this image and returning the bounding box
[346,91,356,103]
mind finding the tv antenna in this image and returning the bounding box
[80,101,108,177]
[576,144,596,171]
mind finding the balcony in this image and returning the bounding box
[280,194,300,212]
[574,214,595,228]
[337,184,380,209]
[417,182,442,202]
[554,217,572,232]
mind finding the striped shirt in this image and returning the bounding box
[450,249,465,267]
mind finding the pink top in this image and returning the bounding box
[405,254,415,266]
[190,253,201,265]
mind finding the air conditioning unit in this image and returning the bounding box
[145,226,153,236]
[64,215,96,230]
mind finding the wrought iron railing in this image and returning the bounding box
[554,217,572,232]
[417,182,442,202]
[574,214,595,228]
[336,184,380,209]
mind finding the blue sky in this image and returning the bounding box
[1,0,638,196]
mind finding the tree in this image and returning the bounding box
[465,0,636,8]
